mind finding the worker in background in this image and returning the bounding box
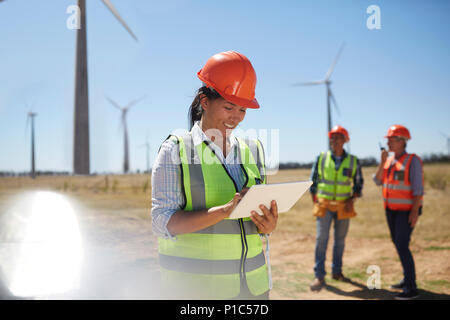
[309,125,364,291]
[373,125,423,300]
[151,51,277,299]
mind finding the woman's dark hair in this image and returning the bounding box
[188,86,222,130]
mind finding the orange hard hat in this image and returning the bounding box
[197,51,260,109]
[384,125,411,140]
[328,125,350,142]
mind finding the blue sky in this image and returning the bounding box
[0,0,449,173]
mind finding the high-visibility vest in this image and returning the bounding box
[382,153,423,211]
[317,151,357,201]
[157,133,269,299]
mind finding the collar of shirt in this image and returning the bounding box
[330,149,347,161]
[191,121,238,164]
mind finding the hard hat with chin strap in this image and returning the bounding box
[197,51,260,109]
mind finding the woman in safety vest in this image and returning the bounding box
[373,125,423,300]
[309,125,364,291]
[151,51,278,300]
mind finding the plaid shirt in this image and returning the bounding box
[151,122,246,239]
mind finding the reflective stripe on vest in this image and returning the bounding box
[382,183,412,191]
[159,251,265,275]
[157,133,269,299]
[317,151,356,201]
[383,198,414,205]
[319,179,351,186]
[317,190,352,198]
[238,137,267,184]
[193,219,259,235]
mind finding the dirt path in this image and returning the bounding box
[59,206,161,299]
[1,189,449,300]
[269,232,450,300]
[67,206,450,300]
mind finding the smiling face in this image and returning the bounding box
[200,95,247,138]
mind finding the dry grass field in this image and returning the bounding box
[0,164,449,299]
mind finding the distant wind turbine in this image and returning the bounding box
[26,110,38,179]
[439,131,450,156]
[291,42,345,148]
[139,134,151,173]
[73,0,138,175]
[106,96,145,173]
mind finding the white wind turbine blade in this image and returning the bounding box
[329,88,341,117]
[105,95,123,110]
[324,42,346,81]
[25,113,30,137]
[291,80,325,86]
[124,95,146,110]
[101,0,138,41]
[138,132,150,150]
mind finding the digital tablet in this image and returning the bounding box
[229,180,313,219]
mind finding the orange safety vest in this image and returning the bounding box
[382,153,423,211]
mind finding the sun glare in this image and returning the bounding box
[8,191,83,298]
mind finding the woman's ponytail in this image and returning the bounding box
[188,86,222,130]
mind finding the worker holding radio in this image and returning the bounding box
[373,125,423,300]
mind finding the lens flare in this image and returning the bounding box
[6,191,83,297]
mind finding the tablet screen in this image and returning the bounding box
[229,181,312,219]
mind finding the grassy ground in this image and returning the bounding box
[0,163,449,299]
[266,164,450,299]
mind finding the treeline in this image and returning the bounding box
[421,153,450,163]
[0,170,151,177]
[277,156,378,170]
[0,170,71,177]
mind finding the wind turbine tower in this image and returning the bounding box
[26,111,38,179]
[139,135,151,173]
[73,0,138,175]
[292,43,345,148]
[106,96,145,173]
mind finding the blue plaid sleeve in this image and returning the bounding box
[151,139,183,239]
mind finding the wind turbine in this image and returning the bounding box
[106,96,145,173]
[26,110,38,179]
[292,42,345,148]
[439,131,450,156]
[73,0,138,175]
[139,134,151,174]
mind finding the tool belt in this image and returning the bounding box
[313,198,357,220]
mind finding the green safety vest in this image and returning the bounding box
[157,133,269,299]
[317,151,357,201]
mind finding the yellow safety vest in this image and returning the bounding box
[157,133,269,299]
[317,151,357,201]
